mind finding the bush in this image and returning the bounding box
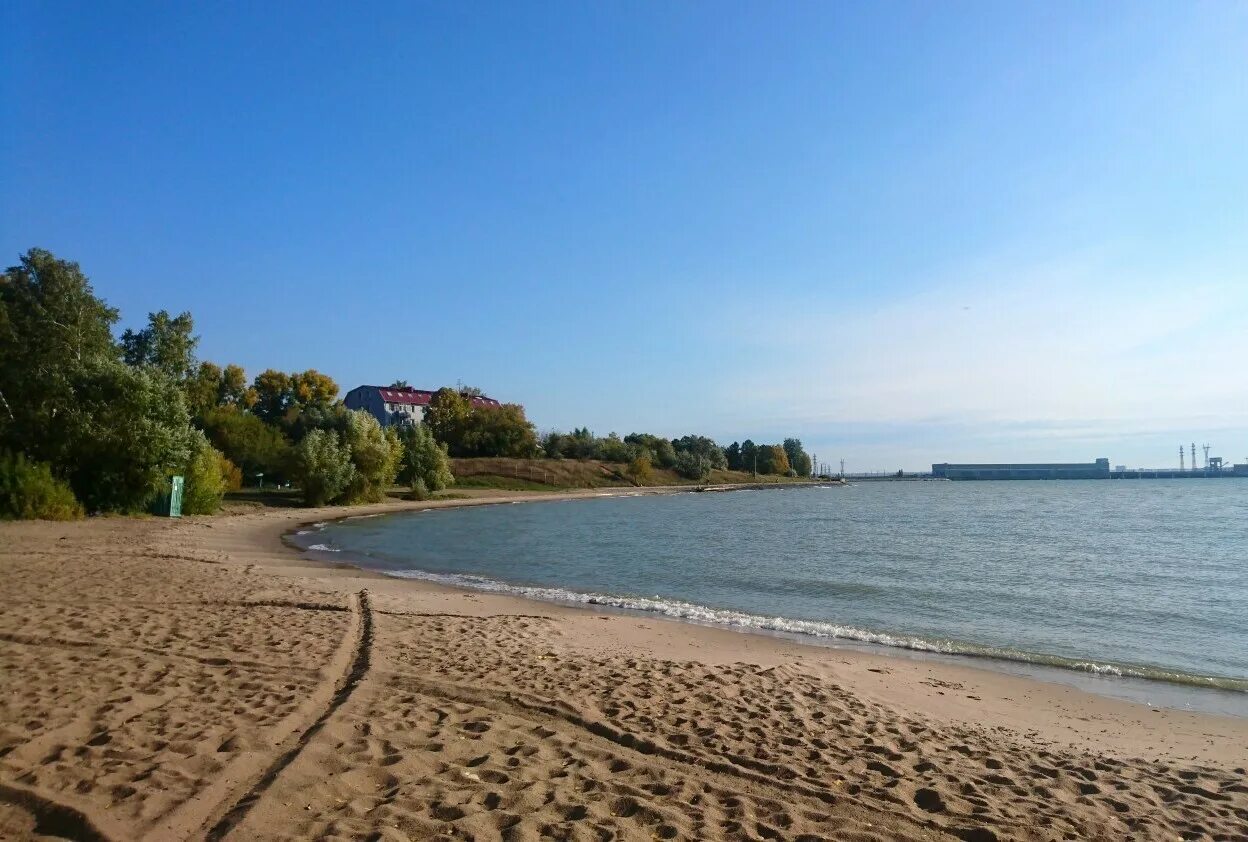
[201,406,291,483]
[221,457,243,491]
[627,454,653,486]
[181,430,228,515]
[0,452,83,520]
[673,451,712,481]
[399,423,454,493]
[341,410,403,504]
[410,477,430,501]
[292,429,355,506]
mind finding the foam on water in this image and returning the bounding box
[382,566,1248,694]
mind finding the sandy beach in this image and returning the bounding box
[2,493,1246,842]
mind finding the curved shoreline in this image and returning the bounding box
[285,489,1248,717]
[4,501,1248,840]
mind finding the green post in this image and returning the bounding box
[168,475,184,518]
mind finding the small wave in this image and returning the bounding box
[380,567,1248,694]
[306,543,340,552]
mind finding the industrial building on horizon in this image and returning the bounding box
[931,456,1248,480]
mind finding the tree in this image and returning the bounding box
[672,435,727,470]
[220,364,251,407]
[673,451,712,481]
[1,250,196,513]
[121,310,197,380]
[399,423,454,492]
[201,406,290,481]
[251,369,293,425]
[291,428,354,506]
[0,249,121,459]
[783,438,812,478]
[290,369,339,408]
[595,432,630,463]
[624,433,677,468]
[462,404,539,458]
[62,360,196,512]
[757,444,790,476]
[186,361,224,420]
[627,453,653,485]
[341,409,402,504]
[724,441,742,471]
[389,379,410,388]
[740,440,758,474]
[423,387,472,452]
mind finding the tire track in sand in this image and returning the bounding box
[203,589,373,841]
[140,589,373,841]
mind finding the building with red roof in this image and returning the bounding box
[343,385,503,428]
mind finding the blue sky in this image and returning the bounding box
[4,2,1247,470]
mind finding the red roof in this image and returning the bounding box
[374,386,501,408]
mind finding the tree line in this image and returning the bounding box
[0,249,461,517]
[1,248,815,519]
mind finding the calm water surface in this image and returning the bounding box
[304,481,1248,713]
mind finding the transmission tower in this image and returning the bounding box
[1202,444,1211,470]
[1191,443,1197,473]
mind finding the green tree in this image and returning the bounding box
[291,428,355,506]
[783,438,812,477]
[120,310,197,380]
[462,404,539,458]
[399,423,454,492]
[673,451,712,481]
[201,406,290,482]
[0,249,121,461]
[63,360,196,512]
[724,441,742,471]
[341,409,402,504]
[423,387,472,452]
[672,435,728,470]
[740,439,758,474]
[595,432,630,463]
[251,369,293,425]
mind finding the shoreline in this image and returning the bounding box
[2,493,1247,840]
[289,490,1248,718]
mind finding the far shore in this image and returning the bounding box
[1,490,1245,841]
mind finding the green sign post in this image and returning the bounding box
[165,475,184,517]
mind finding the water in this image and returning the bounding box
[300,481,1248,714]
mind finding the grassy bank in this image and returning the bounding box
[450,458,812,490]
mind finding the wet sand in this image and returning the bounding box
[1,492,1246,841]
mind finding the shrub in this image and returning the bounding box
[399,423,454,493]
[627,454,653,486]
[410,477,430,501]
[181,430,228,515]
[341,410,403,504]
[0,452,83,520]
[292,429,355,506]
[220,456,243,491]
[201,406,291,482]
[673,451,712,481]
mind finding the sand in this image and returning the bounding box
[1,492,1246,842]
